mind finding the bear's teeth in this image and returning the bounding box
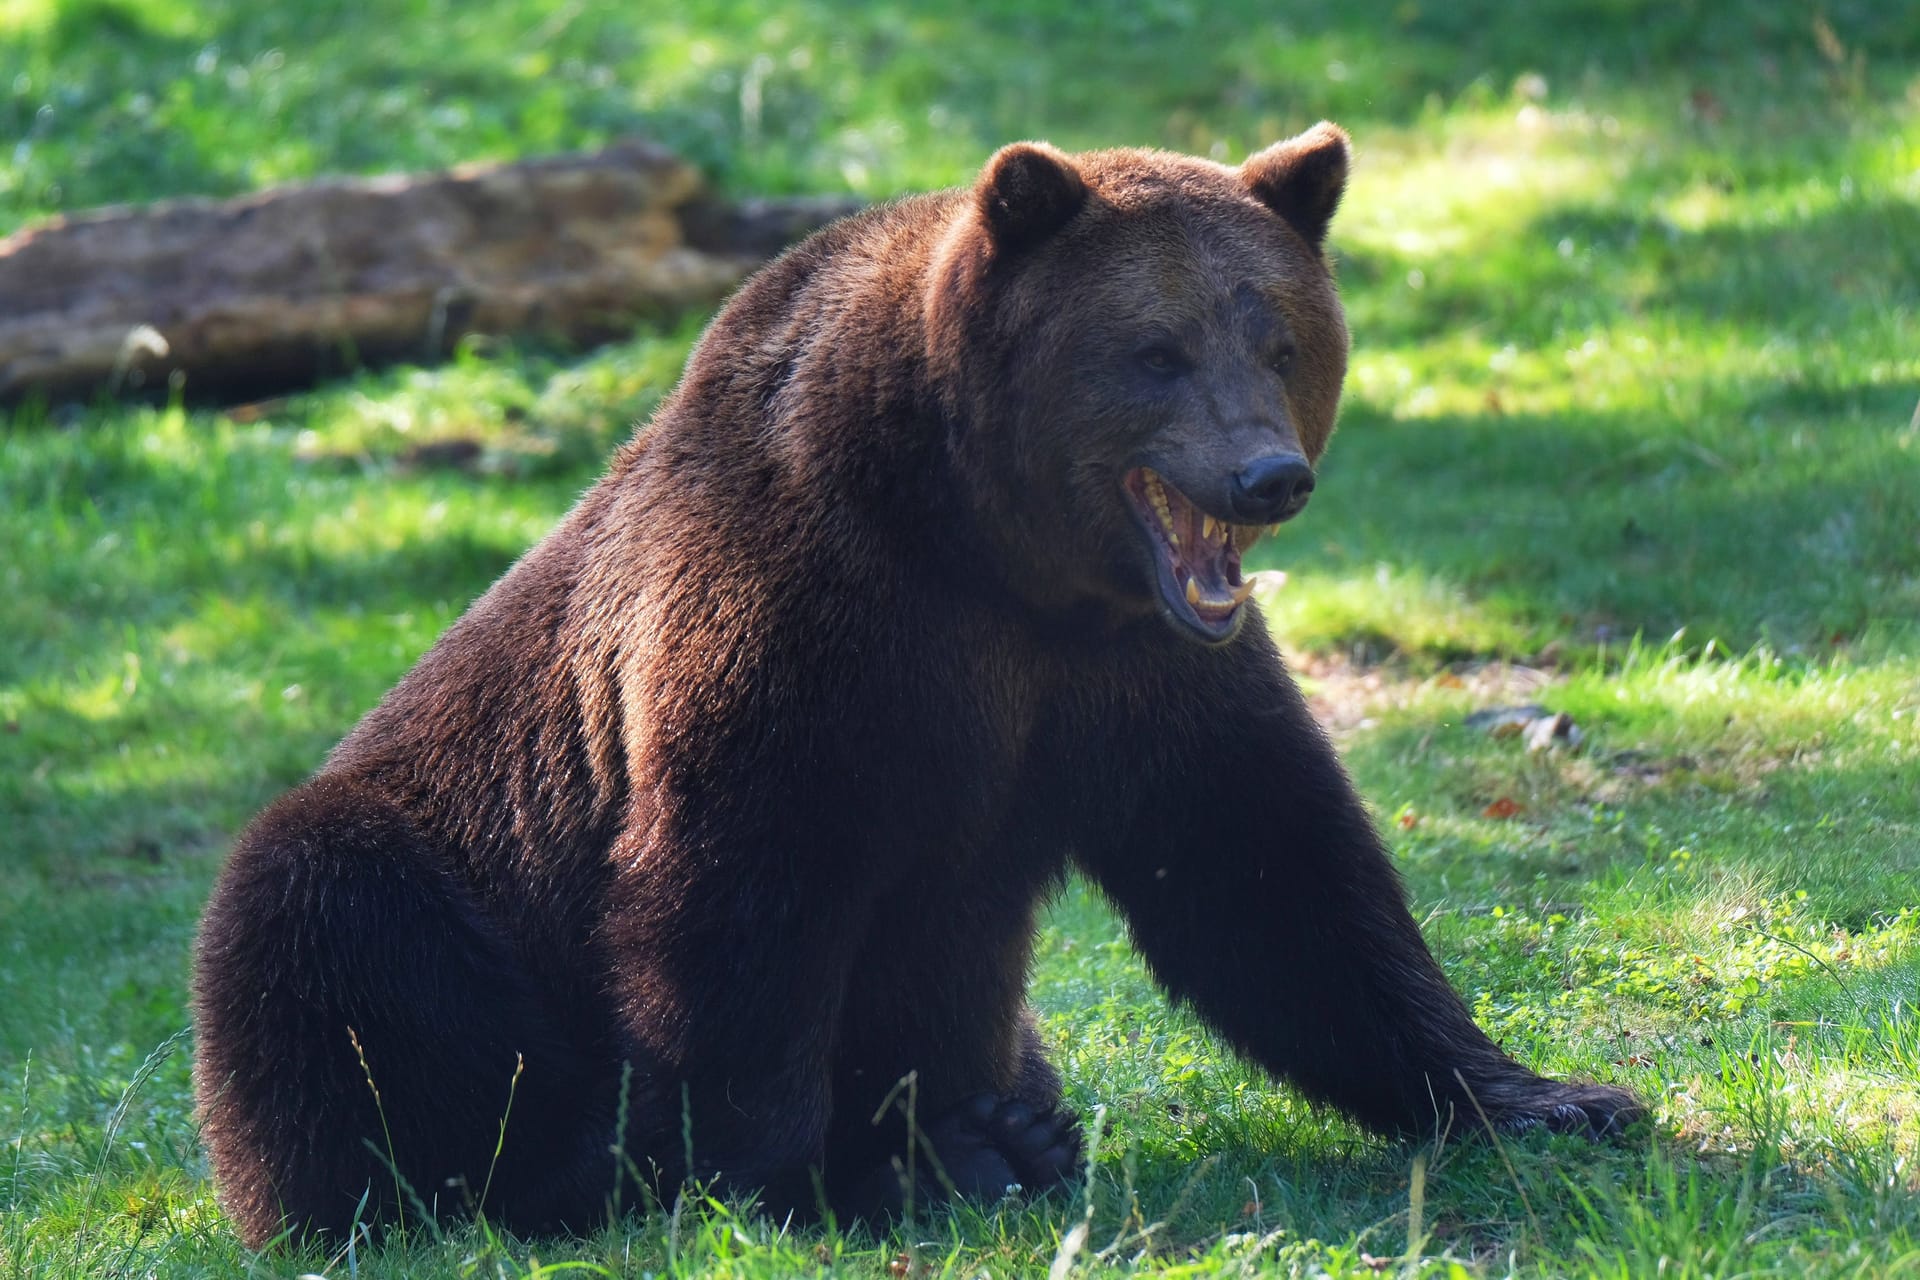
[1202,514,1218,540]
[1230,579,1258,604]
[1185,577,1200,606]
[1145,473,1179,544]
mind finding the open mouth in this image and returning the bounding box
[1123,467,1278,643]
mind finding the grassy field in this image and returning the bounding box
[4,0,1919,1275]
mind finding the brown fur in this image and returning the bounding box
[193,126,1641,1248]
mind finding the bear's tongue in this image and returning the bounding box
[1127,469,1268,623]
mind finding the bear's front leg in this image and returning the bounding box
[1074,629,1644,1140]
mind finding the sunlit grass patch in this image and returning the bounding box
[1254,564,1537,665]
[0,0,51,36]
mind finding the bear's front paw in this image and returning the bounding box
[1478,1079,1647,1140]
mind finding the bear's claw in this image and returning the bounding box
[1484,1082,1646,1140]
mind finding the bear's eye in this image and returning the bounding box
[1135,345,1188,377]
[1269,344,1298,377]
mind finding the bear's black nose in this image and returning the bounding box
[1231,454,1316,523]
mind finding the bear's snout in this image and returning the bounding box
[1230,453,1316,524]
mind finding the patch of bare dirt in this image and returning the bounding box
[1287,651,1560,739]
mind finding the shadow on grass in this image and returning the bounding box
[1,433,549,869]
[1531,198,1920,331]
[1267,396,1919,656]
[7,436,535,658]
[1345,193,1920,353]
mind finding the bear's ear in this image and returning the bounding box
[975,141,1087,254]
[1241,122,1350,250]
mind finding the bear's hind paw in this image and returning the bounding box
[924,1093,1081,1201]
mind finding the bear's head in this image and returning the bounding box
[927,125,1350,646]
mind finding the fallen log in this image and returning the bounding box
[0,140,861,404]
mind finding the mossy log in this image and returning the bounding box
[0,140,859,403]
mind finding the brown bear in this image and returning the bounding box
[192,123,1642,1248]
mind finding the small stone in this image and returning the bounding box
[1524,711,1583,753]
[1465,704,1548,736]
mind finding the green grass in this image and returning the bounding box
[4,0,1920,1275]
